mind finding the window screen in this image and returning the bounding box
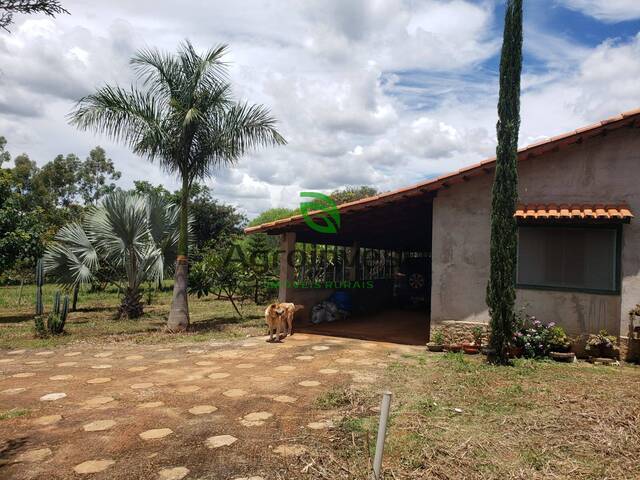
[517,226,618,292]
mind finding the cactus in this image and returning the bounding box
[35,258,44,316]
[53,291,60,315]
[34,315,47,338]
[46,291,68,335]
[34,258,46,337]
[61,295,69,322]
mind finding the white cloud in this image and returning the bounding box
[558,0,640,22]
[301,0,499,72]
[520,33,640,141]
[0,1,639,219]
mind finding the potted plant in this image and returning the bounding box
[462,343,480,355]
[472,326,484,345]
[427,331,446,352]
[545,325,571,352]
[462,326,484,354]
[545,325,575,362]
[585,330,619,360]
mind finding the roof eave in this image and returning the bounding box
[245,108,640,235]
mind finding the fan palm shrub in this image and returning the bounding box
[68,41,286,331]
[44,191,180,318]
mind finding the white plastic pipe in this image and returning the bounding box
[372,391,393,480]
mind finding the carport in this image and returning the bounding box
[245,188,436,345]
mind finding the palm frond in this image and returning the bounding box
[134,243,165,288]
[130,47,182,99]
[68,85,167,162]
[187,102,286,179]
[222,102,287,155]
[68,39,285,193]
[147,192,181,255]
[180,41,229,99]
[44,191,183,294]
[88,192,149,252]
[43,223,97,289]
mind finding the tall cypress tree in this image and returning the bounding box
[487,0,523,364]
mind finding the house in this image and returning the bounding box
[245,108,640,355]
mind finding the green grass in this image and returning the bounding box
[0,283,268,349]
[338,415,369,434]
[315,387,353,410]
[323,351,640,479]
[0,408,29,420]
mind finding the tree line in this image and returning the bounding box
[0,136,246,287]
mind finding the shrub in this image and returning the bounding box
[471,326,484,346]
[513,317,570,358]
[431,331,445,345]
[188,241,252,317]
[33,315,47,338]
[545,325,571,352]
[585,330,618,358]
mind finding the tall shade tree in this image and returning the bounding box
[486,0,523,364]
[330,186,378,205]
[0,137,46,273]
[68,41,286,331]
[78,146,122,204]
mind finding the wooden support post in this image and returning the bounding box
[279,232,296,302]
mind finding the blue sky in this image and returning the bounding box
[393,1,640,114]
[1,0,639,216]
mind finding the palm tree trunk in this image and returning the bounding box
[167,176,190,332]
[72,283,79,311]
[118,287,144,319]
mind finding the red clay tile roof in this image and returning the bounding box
[246,107,640,234]
[514,204,634,221]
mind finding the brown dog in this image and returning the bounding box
[264,303,303,342]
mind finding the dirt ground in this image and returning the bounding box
[0,333,410,479]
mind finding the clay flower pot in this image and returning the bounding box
[426,343,445,352]
[446,343,462,353]
[550,351,576,363]
[462,343,480,355]
[508,346,524,358]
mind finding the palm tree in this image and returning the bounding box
[44,191,179,318]
[68,41,286,331]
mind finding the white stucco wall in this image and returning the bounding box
[431,127,640,338]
